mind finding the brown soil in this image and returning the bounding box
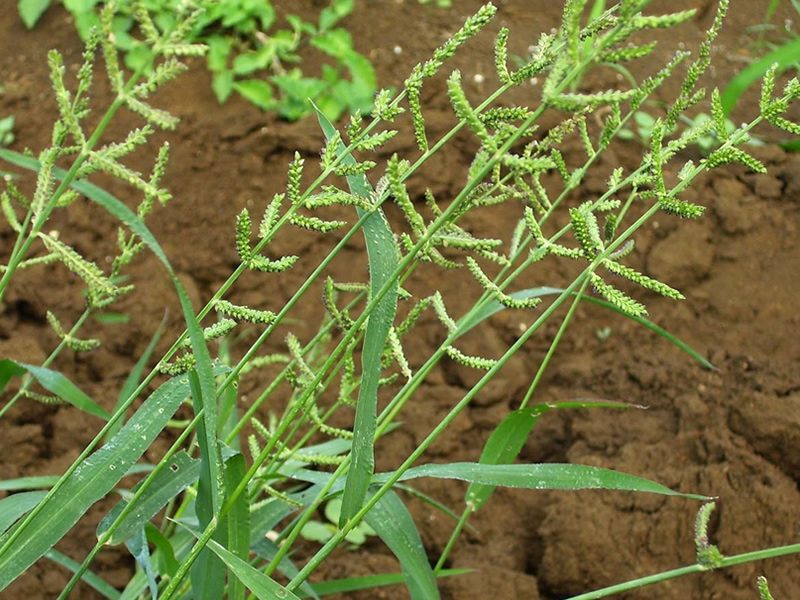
[1,1,799,599]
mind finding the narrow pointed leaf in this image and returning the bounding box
[314,106,400,526]
[0,376,192,590]
[44,550,121,600]
[376,463,708,500]
[363,490,439,600]
[0,359,110,420]
[145,523,179,578]
[0,149,225,595]
[224,453,250,600]
[308,569,471,597]
[125,528,158,600]
[459,287,713,369]
[97,451,200,545]
[0,150,221,474]
[467,400,638,510]
[203,536,302,600]
[252,537,319,600]
[0,477,59,492]
[721,37,800,115]
[0,492,47,535]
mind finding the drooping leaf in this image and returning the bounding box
[721,37,800,116]
[459,286,714,369]
[0,359,110,420]
[466,400,638,510]
[309,569,470,598]
[125,528,158,600]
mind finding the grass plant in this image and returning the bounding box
[1,1,800,598]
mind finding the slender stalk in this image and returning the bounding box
[567,543,800,600]
[434,506,473,572]
[519,277,591,409]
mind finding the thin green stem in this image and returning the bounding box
[519,277,591,409]
[434,505,473,572]
[567,543,800,600]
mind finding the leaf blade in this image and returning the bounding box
[363,490,439,600]
[0,376,191,590]
[0,359,110,420]
[379,462,708,500]
[314,106,401,526]
[203,537,302,600]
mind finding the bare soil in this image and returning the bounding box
[1,1,799,599]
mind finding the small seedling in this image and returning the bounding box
[301,497,377,546]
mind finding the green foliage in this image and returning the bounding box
[300,497,377,546]
[0,116,15,147]
[722,0,800,117]
[3,2,800,600]
[19,0,376,121]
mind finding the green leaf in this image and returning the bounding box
[0,477,59,492]
[299,521,333,543]
[0,147,221,597]
[206,35,232,72]
[363,490,439,600]
[466,400,637,511]
[459,286,714,370]
[105,314,166,442]
[721,37,800,116]
[310,29,354,59]
[224,453,250,600]
[18,0,52,29]
[145,523,179,578]
[309,569,470,597]
[314,106,401,527]
[0,492,47,535]
[233,79,275,110]
[0,376,192,590]
[202,536,302,600]
[232,47,274,75]
[189,375,226,600]
[252,536,320,600]
[0,359,110,420]
[97,452,199,545]
[125,528,158,600]
[319,0,353,30]
[378,462,709,500]
[45,549,120,600]
[212,70,235,103]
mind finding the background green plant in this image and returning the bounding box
[18,0,377,121]
[2,1,800,599]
